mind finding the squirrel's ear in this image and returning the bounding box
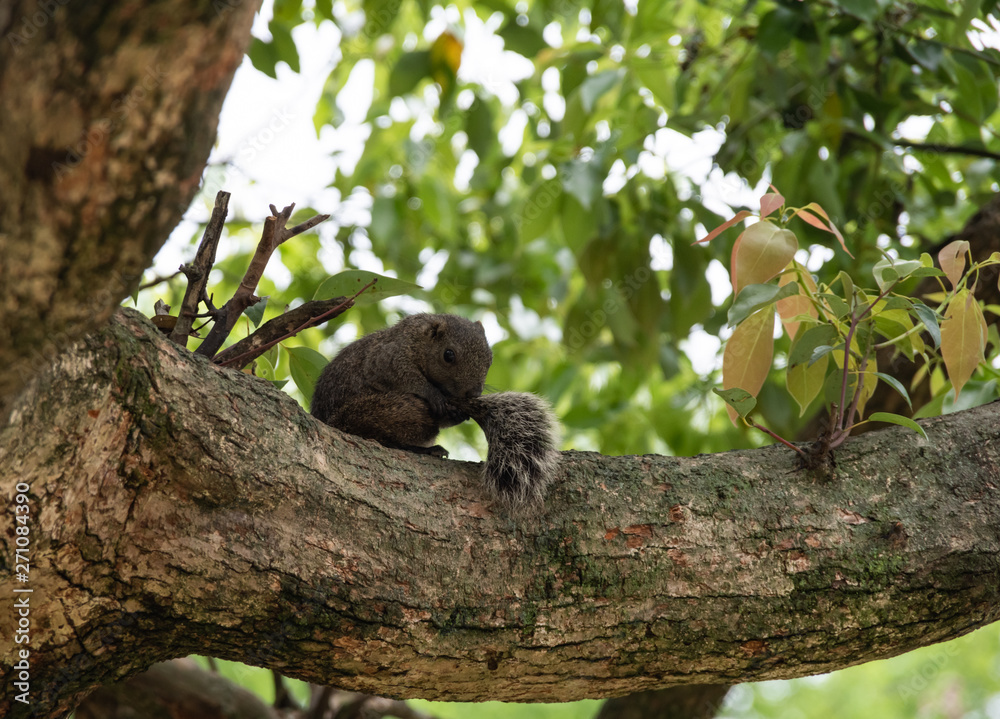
[425,317,446,340]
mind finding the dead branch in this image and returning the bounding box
[170,191,230,346]
[195,203,330,358]
[213,296,353,368]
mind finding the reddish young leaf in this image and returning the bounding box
[938,239,970,290]
[722,307,776,424]
[794,203,853,258]
[760,191,785,219]
[694,210,752,245]
[777,261,818,339]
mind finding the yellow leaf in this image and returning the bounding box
[430,31,463,91]
[938,240,969,290]
[940,288,986,400]
[854,369,878,418]
[731,221,798,294]
[723,307,775,424]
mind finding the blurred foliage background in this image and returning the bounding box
[135,0,1000,716]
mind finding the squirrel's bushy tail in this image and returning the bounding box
[456,392,560,508]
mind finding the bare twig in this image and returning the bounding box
[138,270,182,292]
[217,278,376,368]
[213,295,354,368]
[893,139,1000,162]
[170,191,230,346]
[271,671,297,710]
[195,203,330,359]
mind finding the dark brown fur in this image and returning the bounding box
[312,314,560,507]
[311,314,493,456]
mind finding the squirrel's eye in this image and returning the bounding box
[444,349,456,363]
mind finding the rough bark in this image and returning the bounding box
[0,0,261,418]
[1,309,998,718]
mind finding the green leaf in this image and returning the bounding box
[499,20,548,58]
[873,258,922,291]
[519,179,563,243]
[363,0,402,36]
[908,266,946,279]
[465,97,494,159]
[834,271,854,307]
[729,282,799,327]
[810,344,839,365]
[253,353,287,390]
[873,371,912,409]
[313,271,422,306]
[389,51,431,97]
[244,296,269,328]
[713,387,757,419]
[832,0,879,23]
[248,37,280,79]
[819,293,851,319]
[561,157,603,211]
[577,70,624,113]
[788,324,839,366]
[787,352,828,416]
[906,39,945,73]
[912,303,941,348]
[866,412,928,440]
[284,346,329,404]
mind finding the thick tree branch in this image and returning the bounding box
[0,0,261,418]
[1,309,998,718]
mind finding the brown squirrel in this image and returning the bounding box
[311,313,560,507]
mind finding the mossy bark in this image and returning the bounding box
[1,309,998,718]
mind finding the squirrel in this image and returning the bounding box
[310,313,560,507]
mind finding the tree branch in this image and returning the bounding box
[213,296,353,369]
[2,309,997,718]
[170,190,231,347]
[893,139,1000,162]
[195,204,330,358]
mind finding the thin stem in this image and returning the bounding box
[217,279,376,369]
[746,418,809,459]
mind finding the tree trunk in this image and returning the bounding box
[2,309,998,718]
[0,0,260,417]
